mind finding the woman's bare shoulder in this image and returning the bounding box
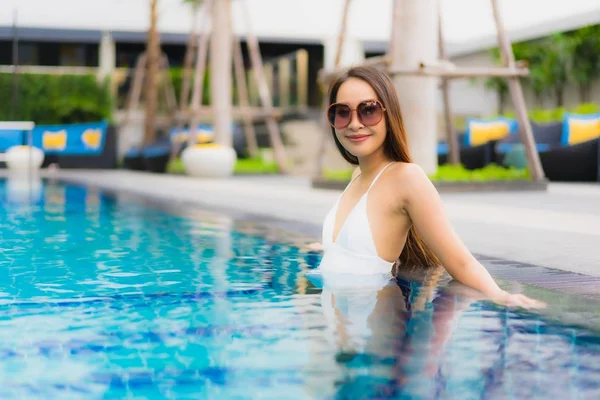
[388,162,436,203]
[389,162,429,184]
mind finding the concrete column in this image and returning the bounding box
[323,36,365,70]
[98,31,115,83]
[390,0,439,174]
[211,0,233,147]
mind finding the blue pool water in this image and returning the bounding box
[0,178,599,399]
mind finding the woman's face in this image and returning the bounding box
[331,78,387,160]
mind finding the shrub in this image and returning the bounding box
[0,73,113,124]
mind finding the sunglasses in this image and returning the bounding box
[327,100,386,129]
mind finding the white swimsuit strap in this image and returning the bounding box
[366,162,395,193]
[341,169,361,194]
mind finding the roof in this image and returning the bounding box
[1,0,599,56]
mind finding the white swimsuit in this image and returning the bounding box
[308,162,398,354]
[317,161,396,287]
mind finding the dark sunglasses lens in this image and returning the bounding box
[328,104,352,128]
[358,101,383,126]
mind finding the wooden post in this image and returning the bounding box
[210,0,233,147]
[390,0,439,174]
[437,0,460,165]
[233,37,259,157]
[247,68,258,106]
[296,49,309,108]
[188,0,213,146]
[122,52,147,128]
[335,0,352,67]
[241,0,288,172]
[263,64,274,95]
[278,57,291,109]
[143,0,160,146]
[316,0,352,177]
[177,2,202,130]
[491,0,545,181]
[160,55,178,120]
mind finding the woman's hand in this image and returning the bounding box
[489,290,547,310]
[443,280,546,310]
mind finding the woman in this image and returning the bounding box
[311,65,544,310]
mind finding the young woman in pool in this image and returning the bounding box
[312,65,544,310]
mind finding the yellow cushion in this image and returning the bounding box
[194,143,222,148]
[81,128,102,149]
[468,121,511,146]
[566,117,600,145]
[42,130,67,151]
[195,133,213,144]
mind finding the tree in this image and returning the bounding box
[542,33,571,107]
[567,25,600,102]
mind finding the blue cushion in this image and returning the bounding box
[0,130,24,152]
[497,142,550,154]
[142,144,170,158]
[437,142,449,155]
[31,121,108,155]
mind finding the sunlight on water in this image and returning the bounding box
[0,178,599,399]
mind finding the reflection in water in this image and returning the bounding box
[303,266,600,400]
[305,268,473,399]
[4,176,43,205]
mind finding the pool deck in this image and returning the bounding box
[4,168,600,329]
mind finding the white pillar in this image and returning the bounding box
[211,0,233,147]
[98,31,116,83]
[323,36,365,70]
[390,0,439,174]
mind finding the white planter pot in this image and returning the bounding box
[181,145,237,178]
[4,146,45,176]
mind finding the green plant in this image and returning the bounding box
[0,73,113,124]
[488,24,600,107]
[324,164,530,183]
[571,102,600,114]
[568,25,600,102]
[167,153,279,175]
[323,168,354,181]
[169,67,211,106]
[429,164,530,182]
[493,102,599,124]
[234,156,279,174]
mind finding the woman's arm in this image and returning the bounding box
[399,164,545,309]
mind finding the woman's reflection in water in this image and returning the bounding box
[307,265,478,399]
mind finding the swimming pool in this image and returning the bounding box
[0,178,599,399]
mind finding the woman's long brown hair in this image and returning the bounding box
[327,66,441,270]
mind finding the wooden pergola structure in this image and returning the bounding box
[316,0,546,182]
[173,0,288,172]
[121,0,288,173]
